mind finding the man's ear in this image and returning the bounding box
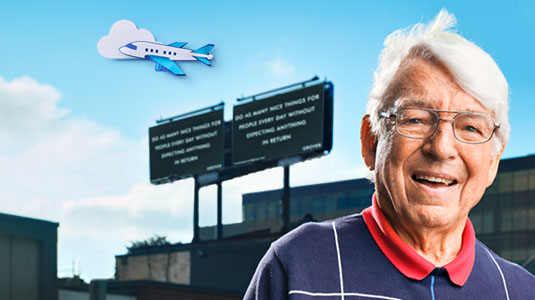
[361,115,378,171]
[487,142,506,187]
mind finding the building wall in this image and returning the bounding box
[242,178,374,223]
[116,251,190,285]
[115,237,273,296]
[470,163,535,272]
[0,213,58,300]
[59,289,136,300]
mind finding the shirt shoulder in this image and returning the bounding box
[271,213,366,256]
[476,241,535,298]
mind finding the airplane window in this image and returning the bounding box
[174,52,176,55]
[150,49,153,52]
[145,48,148,52]
[164,51,166,54]
[155,50,158,53]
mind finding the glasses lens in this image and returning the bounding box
[454,114,495,143]
[396,109,436,138]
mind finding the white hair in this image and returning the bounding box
[367,9,509,155]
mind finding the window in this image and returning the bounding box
[498,172,513,193]
[470,213,482,233]
[145,48,148,52]
[513,170,530,191]
[529,208,535,230]
[300,197,313,215]
[174,52,177,55]
[501,210,512,232]
[530,169,535,190]
[512,248,528,262]
[256,201,266,220]
[163,51,167,54]
[155,50,158,53]
[513,209,529,231]
[244,203,255,221]
[501,249,512,260]
[290,198,300,217]
[312,197,324,214]
[529,247,535,261]
[267,202,277,219]
[325,197,336,212]
[486,180,499,195]
[337,195,356,210]
[482,211,494,234]
[150,49,153,53]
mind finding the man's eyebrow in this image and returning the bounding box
[395,98,428,108]
[394,98,482,113]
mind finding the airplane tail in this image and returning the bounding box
[193,44,214,55]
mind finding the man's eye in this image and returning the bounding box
[407,118,422,124]
[463,125,479,133]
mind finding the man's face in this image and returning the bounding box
[364,58,503,232]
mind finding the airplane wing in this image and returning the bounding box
[147,55,185,76]
[168,42,187,48]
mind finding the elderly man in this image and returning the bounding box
[245,9,535,299]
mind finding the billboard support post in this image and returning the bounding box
[217,181,223,239]
[282,165,290,232]
[193,178,200,243]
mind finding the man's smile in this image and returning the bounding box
[411,173,457,187]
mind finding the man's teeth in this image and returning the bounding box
[415,175,454,185]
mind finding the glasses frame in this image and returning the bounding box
[379,107,500,144]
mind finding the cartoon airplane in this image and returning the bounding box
[119,41,214,76]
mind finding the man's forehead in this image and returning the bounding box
[390,59,491,114]
[393,98,489,114]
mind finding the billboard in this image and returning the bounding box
[232,83,329,165]
[149,109,224,183]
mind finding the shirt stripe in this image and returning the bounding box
[332,221,345,300]
[430,275,436,300]
[289,290,403,300]
[484,248,510,300]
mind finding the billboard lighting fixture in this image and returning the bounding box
[197,171,219,185]
[277,156,303,167]
[236,75,320,103]
[156,101,224,124]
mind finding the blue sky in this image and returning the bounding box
[0,0,533,281]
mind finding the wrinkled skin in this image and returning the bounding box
[361,57,504,265]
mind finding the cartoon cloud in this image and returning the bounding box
[97,20,157,59]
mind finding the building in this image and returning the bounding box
[115,234,273,298]
[470,154,535,271]
[0,213,58,300]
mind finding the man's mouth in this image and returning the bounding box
[412,174,457,187]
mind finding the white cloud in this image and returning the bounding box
[0,75,145,229]
[0,76,67,147]
[0,75,157,279]
[265,58,295,77]
[97,20,156,59]
[61,181,194,242]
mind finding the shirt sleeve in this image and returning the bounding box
[244,246,288,300]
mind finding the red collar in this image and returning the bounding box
[361,194,475,286]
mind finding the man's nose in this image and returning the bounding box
[421,120,458,161]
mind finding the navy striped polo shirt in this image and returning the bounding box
[245,197,535,299]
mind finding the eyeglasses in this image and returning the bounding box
[379,108,500,144]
